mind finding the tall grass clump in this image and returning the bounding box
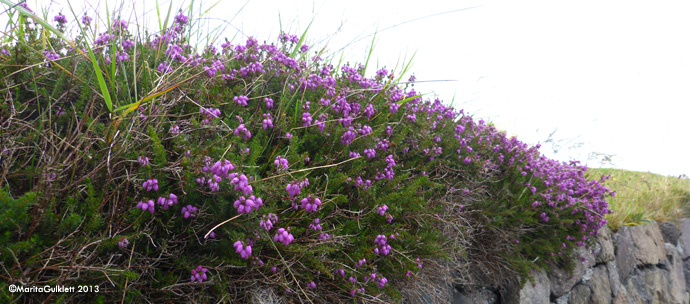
[587,168,690,230]
[0,2,614,303]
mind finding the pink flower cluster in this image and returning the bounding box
[377,205,388,216]
[181,204,198,218]
[190,265,208,283]
[300,195,322,213]
[229,173,253,195]
[286,178,308,198]
[373,235,391,255]
[274,156,289,171]
[233,241,252,259]
[142,179,158,191]
[234,95,249,106]
[156,193,178,210]
[136,200,155,213]
[234,124,251,140]
[233,195,263,214]
[260,213,278,231]
[274,228,294,246]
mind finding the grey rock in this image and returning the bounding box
[452,287,498,304]
[665,243,689,304]
[685,259,690,294]
[595,226,616,264]
[630,222,668,266]
[554,291,570,304]
[615,226,636,282]
[612,291,632,304]
[587,265,613,304]
[661,221,680,245]
[518,268,550,304]
[453,291,474,304]
[615,223,668,281]
[679,219,690,260]
[680,220,690,255]
[625,267,672,304]
[548,247,596,298]
[569,284,592,304]
[607,261,625,298]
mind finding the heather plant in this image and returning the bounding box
[0,2,614,303]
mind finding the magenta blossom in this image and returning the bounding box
[233,241,252,259]
[190,265,208,283]
[274,228,294,246]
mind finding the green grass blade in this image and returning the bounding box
[397,94,424,105]
[2,0,114,113]
[362,25,378,76]
[289,19,313,59]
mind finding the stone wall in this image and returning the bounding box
[453,219,690,304]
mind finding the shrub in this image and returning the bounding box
[0,3,613,303]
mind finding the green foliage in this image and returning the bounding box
[0,2,614,303]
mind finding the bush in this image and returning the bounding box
[0,3,613,303]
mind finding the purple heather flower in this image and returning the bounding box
[356,258,366,268]
[211,159,235,179]
[377,277,388,288]
[169,125,180,135]
[118,237,129,248]
[157,62,172,73]
[156,193,178,210]
[377,205,388,216]
[205,231,216,239]
[318,233,331,240]
[233,240,252,259]
[389,103,400,113]
[349,152,361,158]
[234,124,251,140]
[81,15,92,26]
[230,173,253,195]
[181,204,198,218]
[285,132,293,139]
[0,49,9,57]
[265,98,274,109]
[54,13,67,25]
[300,195,322,213]
[307,281,316,289]
[111,19,128,33]
[116,51,130,63]
[309,218,322,231]
[300,44,309,53]
[274,227,295,246]
[138,156,149,166]
[260,213,279,231]
[190,265,208,283]
[122,39,135,50]
[142,179,158,191]
[175,11,188,25]
[359,125,373,136]
[274,156,289,171]
[262,113,274,129]
[43,51,61,61]
[302,112,312,127]
[234,95,249,106]
[385,154,396,168]
[341,127,357,145]
[233,195,263,214]
[136,200,155,213]
[363,148,376,159]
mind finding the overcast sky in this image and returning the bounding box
[6,0,690,176]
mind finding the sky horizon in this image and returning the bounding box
[4,0,689,177]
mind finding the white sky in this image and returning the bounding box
[6,0,690,176]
